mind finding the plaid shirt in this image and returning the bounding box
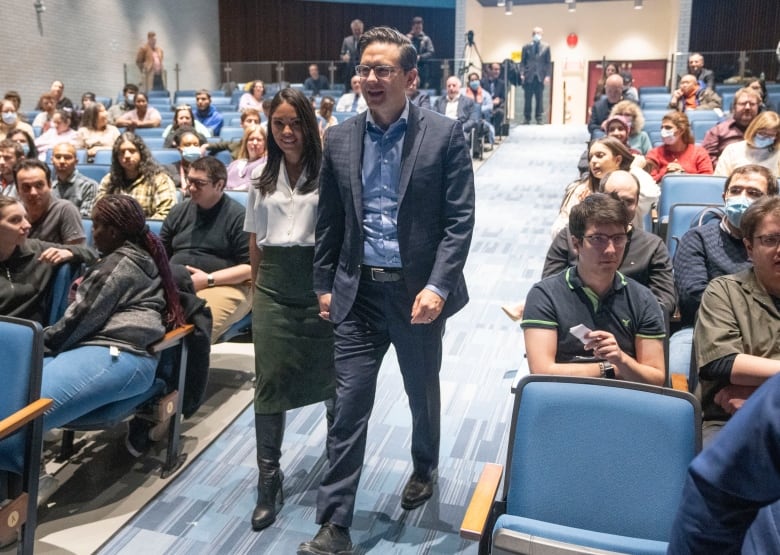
[98,171,176,220]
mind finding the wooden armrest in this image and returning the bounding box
[0,398,53,439]
[460,462,504,541]
[151,324,195,353]
[670,374,689,392]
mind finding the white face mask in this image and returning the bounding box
[1,112,17,125]
[660,128,676,144]
[752,135,775,149]
[532,34,542,42]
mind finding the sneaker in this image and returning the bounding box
[125,418,153,458]
[37,473,60,506]
[297,522,353,555]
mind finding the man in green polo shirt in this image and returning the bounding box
[521,193,666,385]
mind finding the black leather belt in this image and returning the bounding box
[361,266,403,282]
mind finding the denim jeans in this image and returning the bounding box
[41,345,158,431]
[668,327,694,385]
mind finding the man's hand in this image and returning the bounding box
[317,293,332,321]
[584,330,625,368]
[38,248,74,265]
[715,384,757,415]
[410,289,444,324]
[185,265,208,291]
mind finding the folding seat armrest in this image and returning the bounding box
[150,324,195,354]
[0,398,53,439]
[460,462,504,541]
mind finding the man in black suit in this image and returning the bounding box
[520,26,551,124]
[433,75,479,135]
[340,19,364,88]
[482,62,507,133]
[299,26,475,555]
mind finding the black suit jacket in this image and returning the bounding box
[481,77,506,107]
[520,41,551,83]
[314,103,475,324]
[433,95,479,134]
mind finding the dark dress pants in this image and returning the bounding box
[523,77,544,122]
[315,277,444,528]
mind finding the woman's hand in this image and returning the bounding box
[38,248,74,265]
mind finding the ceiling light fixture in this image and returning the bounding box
[568,1,576,12]
[497,0,505,6]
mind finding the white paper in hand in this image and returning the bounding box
[569,324,592,345]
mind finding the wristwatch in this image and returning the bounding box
[599,361,616,379]
[207,274,215,288]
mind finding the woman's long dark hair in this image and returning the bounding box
[255,88,321,196]
[587,136,634,192]
[92,194,185,328]
[105,132,165,193]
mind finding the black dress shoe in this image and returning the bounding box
[401,472,436,510]
[297,523,353,555]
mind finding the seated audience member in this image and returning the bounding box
[15,159,84,244]
[239,80,265,113]
[304,65,330,95]
[669,373,780,554]
[0,99,35,141]
[107,83,139,125]
[588,74,635,139]
[74,92,95,128]
[161,156,252,342]
[115,91,162,130]
[481,62,506,131]
[3,91,23,113]
[164,127,208,192]
[51,143,99,218]
[316,96,338,136]
[686,52,715,91]
[335,75,367,113]
[0,139,23,197]
[434,76,478,135]
[610,100,652,154]
[576,115,649,177]
[48,80,74,114]
[695,195,780,444]
[701,87,761,167]
[669,74,722,112]
[646,111,713,182]
[715,110,780,177]
[0,196,96,323]
[97,132,177,220]
[463,71,495,145]
[194,90,224,136]
[554,136,658,237]
[406,74,431,110]
[32,93,57,131]
[205,108,261,158]
[521,193,666,386]
[162,104,212,147]
[226,125,267,191]
[592,62,619,104]
[40,194,185,431]
[620,71,639,102]
[76,102,121,160]
[747,78,771,112]
[545,170,676,315]
[34,109,78,159]
[9,128,39,159]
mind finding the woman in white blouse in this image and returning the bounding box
[244,88,334,532]
[715,110,780,177]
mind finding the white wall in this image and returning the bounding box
[465,0,681,124]
[0,0,221,112]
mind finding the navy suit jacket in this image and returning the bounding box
[433,95,479,134]
[313,103,475,324]
[520,41,551,83]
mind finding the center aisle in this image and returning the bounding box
[98,123,590,555]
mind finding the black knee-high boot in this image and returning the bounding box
[252,411,285,531]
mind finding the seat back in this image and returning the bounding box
[657,174,726,228]
[666,203,722,259]
[505,376,700,542]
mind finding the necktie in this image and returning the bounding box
[351,96,359,111]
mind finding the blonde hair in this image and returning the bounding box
[610,100,645,135]
[237,124,267,160]
[744,111,780,150]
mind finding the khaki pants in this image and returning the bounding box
[197,283,252,343]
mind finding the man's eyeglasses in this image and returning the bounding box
[735,101,757,108]
[187,177,212,189]
[355,65,400,79]
[727,186,765,199]
[754,234,780,248]
[583,233,628,248]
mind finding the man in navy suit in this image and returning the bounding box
[520,26,551,125]
[299,26,475,555]
[434,75,479,136]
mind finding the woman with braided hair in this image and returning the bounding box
[40,194,185,431]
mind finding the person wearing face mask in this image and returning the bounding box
[0,99,35,141]
[669,165,778,396]
[646,111,713,182]
[108,84,139,125]
[8,129,38,160]
[715,111,780,177]
[463,71,495,146]
[164,127,208,193]
[702,88,762,167]
[519,26,551,125]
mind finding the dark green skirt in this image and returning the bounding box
[252,245,335,413]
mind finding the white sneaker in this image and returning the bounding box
[37,473,60,506]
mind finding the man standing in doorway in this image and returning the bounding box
[520,26,551,125]
[299,26,475,555]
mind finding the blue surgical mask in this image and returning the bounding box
[126,94,135,104]
[181,146,201,163]
[725,196,753,228]
[533,34,541,42]
[20,143,30,156]
[1,112,17,125]
[752,135,775,149]
[469,80,480,91]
